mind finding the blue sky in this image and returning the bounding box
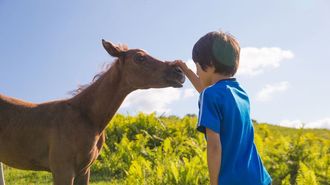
[1,0,329,129]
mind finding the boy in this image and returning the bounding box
[172,31,272,185]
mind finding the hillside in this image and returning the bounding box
[3,113,330,185]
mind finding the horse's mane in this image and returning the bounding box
[70,59,118,96]
[70,44,128,96]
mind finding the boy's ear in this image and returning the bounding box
[102,39,123,57]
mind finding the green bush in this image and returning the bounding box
[3,113,330,185]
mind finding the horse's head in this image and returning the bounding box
[102,39,185,89]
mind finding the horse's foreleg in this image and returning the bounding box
[52,168,75,185]
[73,168,90,185]
[0,163,5,185]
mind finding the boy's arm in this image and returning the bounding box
[206,128,222,185]
[171,60,203,93]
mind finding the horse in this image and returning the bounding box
[0,39,185,185]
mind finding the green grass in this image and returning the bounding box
[4,167,52,185]
[3,166,124,185]
[3,113,330,185]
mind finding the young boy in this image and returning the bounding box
[172,31,272,185]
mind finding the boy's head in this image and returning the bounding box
[192,31,240,77]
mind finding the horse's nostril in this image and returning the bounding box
[174,67,183,73]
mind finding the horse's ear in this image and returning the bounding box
[102,39,123,57]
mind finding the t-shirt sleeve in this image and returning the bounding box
[197,89,222,135]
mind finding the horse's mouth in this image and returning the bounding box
[170,75,185,88]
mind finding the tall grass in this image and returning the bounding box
[3,113,330,185]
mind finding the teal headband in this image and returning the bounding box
[212,38,235,67]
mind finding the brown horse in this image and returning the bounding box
[0,40,185,185]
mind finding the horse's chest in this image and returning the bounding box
[76,145,100,170]
[76,136,104,170]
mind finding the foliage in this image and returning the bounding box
[3,113,330,185]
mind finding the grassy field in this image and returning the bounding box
[3,167,123,185]
[3,113,330,185]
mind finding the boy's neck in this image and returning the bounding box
[210,73,232,85]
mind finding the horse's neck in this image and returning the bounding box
[70,62,133,132]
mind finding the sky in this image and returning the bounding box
[0,0,330,129]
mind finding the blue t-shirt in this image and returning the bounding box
[197,78,272,185]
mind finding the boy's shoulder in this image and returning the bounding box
[201,78,247,103]
[200,83,227,104]
[203,78,238,95]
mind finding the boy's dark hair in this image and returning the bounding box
[192,31,240,76]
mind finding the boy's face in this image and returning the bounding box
[196,63,215,87]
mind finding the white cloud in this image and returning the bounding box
[121,88,181,114]
[278,118,330,129]
[183,88,198,98]
[186,59,196,73]
[238,47,294,76]
[278,119,304,129]
[256,81,289,102]
[121,86,198,114]
[307,118,330,129]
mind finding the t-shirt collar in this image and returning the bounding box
[215,78,236,84]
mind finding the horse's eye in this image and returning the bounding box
[135,55,146,62]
